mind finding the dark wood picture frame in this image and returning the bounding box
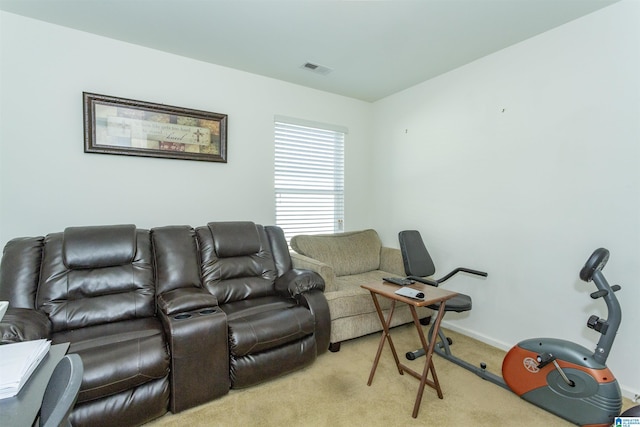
[83,92,227,163]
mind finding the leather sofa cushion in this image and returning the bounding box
[231,335,317,389]
[157,287,219,316]
[151,225,202,294]
[63,225,136,269]
[0,236,44,309]
[71,377,169,427]
[52,318,169,403]
[197,223,278,304]
[222,296,315,357]
[0,307,51,343]
[39,229,155,332]
[209,222,261,257]
[290,229,382,276]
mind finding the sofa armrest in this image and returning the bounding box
[274,269,325,298]
[290,253,337,292]
[0,307,51,343]
[379,247,406,276]
[157,287,219,316]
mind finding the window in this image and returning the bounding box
[274,117,345,243]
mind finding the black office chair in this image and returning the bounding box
[40,353,84,427]
[398,230,487,362]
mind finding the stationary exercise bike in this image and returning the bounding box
[407,247,623,427]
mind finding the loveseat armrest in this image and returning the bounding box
[157,287,219,316]
[297,289,331,355]
[0,307,51,343]
[157,287,229,412]
[274,269,325,298]
[290,253,337,292]
[379,246,406,276]
[273,269,331,355]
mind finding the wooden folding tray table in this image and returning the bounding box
[361,281,457,418]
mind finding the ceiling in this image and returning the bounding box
[0,0,620,102]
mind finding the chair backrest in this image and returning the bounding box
[40,353,84,427]
[398,230,436,277]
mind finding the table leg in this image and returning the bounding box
[411,301,447,418]
[367,292,403,387]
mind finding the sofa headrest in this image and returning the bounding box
[208,221,260,257]
[290,229,382,276]
[63,224,137,269]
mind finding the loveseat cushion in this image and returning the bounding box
[0,307,51,343]
[290,229,382,276]
[222,296,315,357]
[196,223,278,304]
[231,335,317,389]
[52,318,170,403]
[39,228,155,332]
[209,222,261,257]
[327,271,397,318]
[63,224,136,269]
[0,236,44,309]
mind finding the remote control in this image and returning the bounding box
[394,287,425,300]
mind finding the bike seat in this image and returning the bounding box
[426,293,472,313]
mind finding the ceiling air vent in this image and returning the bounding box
[301,62,332,75]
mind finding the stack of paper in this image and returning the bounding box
[0,339,51,399]
[0,301,7,321]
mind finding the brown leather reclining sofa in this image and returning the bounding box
[0,221,330,426]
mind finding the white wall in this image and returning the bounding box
[0,11,372,248]
[371,0,639,398]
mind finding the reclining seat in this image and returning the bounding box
[196,221,330,388]
[38,225,170,426]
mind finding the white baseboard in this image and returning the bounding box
[440,320,512,351]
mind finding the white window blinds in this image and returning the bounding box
[274,119,345,243]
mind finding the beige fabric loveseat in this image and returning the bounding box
[290,229,432,351]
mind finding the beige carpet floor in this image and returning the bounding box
[145,325,634,426]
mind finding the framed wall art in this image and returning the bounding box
[83,92,227,162]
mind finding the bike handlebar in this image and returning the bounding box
[436,267,488,284]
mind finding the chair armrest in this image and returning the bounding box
[290,252,337,292]
[379,247,405,276]
[275,269,325,298]
[157,287,219,316]
[0,307,51,343]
